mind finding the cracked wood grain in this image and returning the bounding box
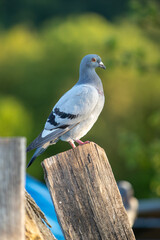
[42,142,135,240]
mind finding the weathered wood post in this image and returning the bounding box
[42,142,135,240]
[25,190,56,240]
[0,138,26,240]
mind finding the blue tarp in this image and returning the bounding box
[26,175,134,240]
[26,175,64,240]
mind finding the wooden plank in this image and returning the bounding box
[0,138,26,240]
[25,190,56,240]
[42,142,135,240]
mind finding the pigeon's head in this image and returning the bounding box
[80,54,106,70]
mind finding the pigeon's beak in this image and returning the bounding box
[98,61,106,70]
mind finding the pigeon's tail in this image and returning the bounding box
[27,146,47,168]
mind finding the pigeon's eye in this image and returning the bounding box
[91,58,96,62]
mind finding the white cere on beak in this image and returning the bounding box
[99,61,106,69]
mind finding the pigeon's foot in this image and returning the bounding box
[75,139,90,145]
[68,140,76,148]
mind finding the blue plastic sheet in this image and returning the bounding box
[26,175,64,240]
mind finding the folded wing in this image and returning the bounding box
[27,84,99,151]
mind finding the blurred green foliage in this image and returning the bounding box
[0,97,32,136]
[0,13,159,199]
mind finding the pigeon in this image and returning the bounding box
[27,54,106,167]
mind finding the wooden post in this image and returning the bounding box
[42,142,135,240]
[25,190,56,240]
[0,138,26,240]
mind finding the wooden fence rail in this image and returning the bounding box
[0,138,26,240]
[42,142,135,240]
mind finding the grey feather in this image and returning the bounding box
[27,54,106,167]
[27,123,78,152]
[27,147,46,168]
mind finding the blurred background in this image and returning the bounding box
[0,0,160,201]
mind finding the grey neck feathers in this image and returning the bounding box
[77,67,103,92]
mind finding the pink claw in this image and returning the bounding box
[75,140,90,145]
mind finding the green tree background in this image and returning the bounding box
[0,0,160,199]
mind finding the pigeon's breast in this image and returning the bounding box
[60,91,105,141]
